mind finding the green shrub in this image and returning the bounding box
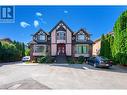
[77,56,84,64]
[115,52,127,65]
[37,56,47,63]
[46,56,55,63]
[37,56,55,63]
[67,57,75,64]
[67,56,85,64]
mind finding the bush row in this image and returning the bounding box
[67,56,86,64]
[37,56,55,63]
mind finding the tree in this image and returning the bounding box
[100,34,105,56]
[113,10,127,65]
[22,43,25,56]
[100,10,127,65]
[100,33,114,59]
[0,40,26,63]
[25,48,30,56]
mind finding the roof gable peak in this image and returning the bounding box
[74,28,90,37]
[33,28,48,36]
[49,20,73,33]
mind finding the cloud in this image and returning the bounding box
[20,21,30,28]
[36,12,43,17]
[36,12,47,24]
[34,20,39,28]
[64,10,68,14]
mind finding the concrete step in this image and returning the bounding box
[56,55,67,63]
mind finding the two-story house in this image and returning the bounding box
[29,20,93,61]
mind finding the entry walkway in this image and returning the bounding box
[56,55,67,63]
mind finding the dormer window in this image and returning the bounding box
[57,31,65,40]
[78,34,85,40]
[77,34,85,41]
[38,34,45,41]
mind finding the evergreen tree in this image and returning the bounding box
[25,48,30,56]
[99,34,114,59]
[100,34,105,56]
[113,10,127,65]
[0,40,27,62]
[22,43,25,56]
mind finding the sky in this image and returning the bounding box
[0,6,127,44]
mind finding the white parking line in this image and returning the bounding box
[82,66,89,70]
[9,84,22,89]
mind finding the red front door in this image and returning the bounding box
[57,44,66,55]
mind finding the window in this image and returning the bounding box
[77,34,85,41]
[83,46,87,53]
[75,44,89,54]
[57,31,65,40]
[34,45,45,53]
[38,35,45,41]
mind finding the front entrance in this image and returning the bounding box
[57,44,66,55]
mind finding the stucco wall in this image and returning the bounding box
[51,29,56,43]
[51,44,57,56]
[93,40,101,55]
[66,29,72,43]
[66,44,72,56]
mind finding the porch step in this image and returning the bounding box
[56,55,67,63]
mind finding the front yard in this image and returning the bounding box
[0,62,127,89]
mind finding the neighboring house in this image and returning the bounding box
[93,38,101,56]
[0,38,13,43]
[29,20,94,61]
[93,31,114,56]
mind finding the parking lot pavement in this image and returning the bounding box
[0,78,51,89]
[0,62,127,89]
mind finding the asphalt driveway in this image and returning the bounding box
[0,62,127,89]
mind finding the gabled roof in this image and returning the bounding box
[94,38,101,43]
[74,28,90,37]
[49,20,74,33]
[94,31,114,43]
[28,40,37,44]
[33,28,48,36]
[0,38,13,43]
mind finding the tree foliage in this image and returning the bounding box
[25,48,30,56]
[0,40,26,62]
[100,34,114,59]
[113,10,127,65]
[100,10,127,65]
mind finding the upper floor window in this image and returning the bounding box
[38,34,45,41]
[77,34,85,41]
[57,31,65,40]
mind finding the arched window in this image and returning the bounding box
[57,31,65,40]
